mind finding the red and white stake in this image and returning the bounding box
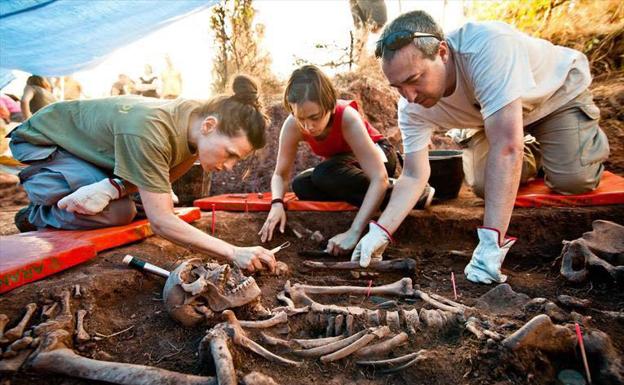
[575,323,592,384]
[211,204,216,235]
[451,272,458,300]
[366,280,373,298]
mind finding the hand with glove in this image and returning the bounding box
[464,227,516,284]
[351,221,393,268]
[57,178,121,215]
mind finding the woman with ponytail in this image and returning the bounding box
[10,75,276,273]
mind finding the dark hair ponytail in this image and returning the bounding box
[196,75,269,149]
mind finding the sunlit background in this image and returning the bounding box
[2,0,466,99]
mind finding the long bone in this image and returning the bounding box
[74,310,90,343]
[291,334,345,349]
[238,311,288,329]
[220,310,301,366]
[302,259,417,273]
[287,283,366,316]
[0,314,9,342]
[3,303,37,343]
[201,325,237,385]
[29,329,216,385]
[320,326,390,363]
[260,332,293,349]
[354,332,409,358]
[358,349,433,374]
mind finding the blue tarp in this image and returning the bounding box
[0,0,216,88]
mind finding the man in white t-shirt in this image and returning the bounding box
[351,10,609,284]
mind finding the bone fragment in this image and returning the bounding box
[291,278,414,297]
[326,315,335,337]
[75,310,90,343]
[415,290,463,314]
[366,310,381,325]
[0,314,9,342]
[260,332,292,349]
[465,317,485,339]
[4,303,37,343]
[334,314,344,335]
[73,284,82,298]
[293,329,369,357]
[292,335,345,349]
[419,309,451,331]
[302,259,417,273]
[429,292,471,311]
[345,314,354,336]
[502,314,575,352]
[386,311,400,330]
[239,311,288,329]
[401,309,420,335]
[277,291,295,308]
[3,336,33,358]
[320,326,390,363]
[41,303,59,320]
[483,329,502,341]
[354,332,408,358]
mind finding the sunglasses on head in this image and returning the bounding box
[375,30,439,58]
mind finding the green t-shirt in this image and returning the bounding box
[14,96,199,193]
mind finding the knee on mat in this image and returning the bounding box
[546,173,600,195]
[291,175,317,201]
[105,199,137,226]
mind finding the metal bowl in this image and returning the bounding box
[428,150,464,200]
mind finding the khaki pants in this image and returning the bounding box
[463,90,610,197]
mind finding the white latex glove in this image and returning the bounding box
[170,190,179,205]
[351,221,393,268]
[464,227,516,284]
[326,229,360,256]
[57,178,120,215]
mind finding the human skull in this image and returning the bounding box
[163,259,261,327]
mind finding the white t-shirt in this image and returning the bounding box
[399,21,592,153]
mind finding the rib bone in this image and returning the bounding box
[354,332,408,358]
[4,303,37,343]
[320,326,390,363]
[293,329,369,357]
[75,310,90,343]
[291,335,345,349]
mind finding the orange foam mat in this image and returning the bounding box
[194,192,357,212]
[0,207,200,294]
[515,171,624,208]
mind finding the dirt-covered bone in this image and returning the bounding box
[502,314,575,352]
[302,258,417,273]
[239,311,288,329]
[353,332,408,358]
[163,259,261,327]
[3,303,36,343]
[320,326,390,362]
[559,220,624,285]
[74,310,90,343]
[291,277,415,297]
[0,314,9,343]
[475,284,530,317]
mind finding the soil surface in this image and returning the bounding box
[0,72,623,384]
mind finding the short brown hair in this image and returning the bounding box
[195,75,269,150]
[283,65,337,116]
[26,75,52,91]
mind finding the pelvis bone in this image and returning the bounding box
[163,259,261,327]
[559,220,624,285]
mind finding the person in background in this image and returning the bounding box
[136,64,160,98]
[111,74,135,96]
[62,76,83,100]
[21,75,57,119]
[0,94,23,123]
[161,55,182,99]
[259,65,434,256]
[10,75,276,273]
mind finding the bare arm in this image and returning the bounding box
[259,117,300,242]
[21,86,34,119]
[140,189,275,272]
[377,147,430,234]
[482,98,524,242]
[341,107,389,236]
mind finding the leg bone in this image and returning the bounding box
[4,303,37,343]
[75,310,90,343]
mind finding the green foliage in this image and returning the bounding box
[210,0,281,96]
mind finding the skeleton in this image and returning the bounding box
[162,259,263,327]
[557,220,624,285]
